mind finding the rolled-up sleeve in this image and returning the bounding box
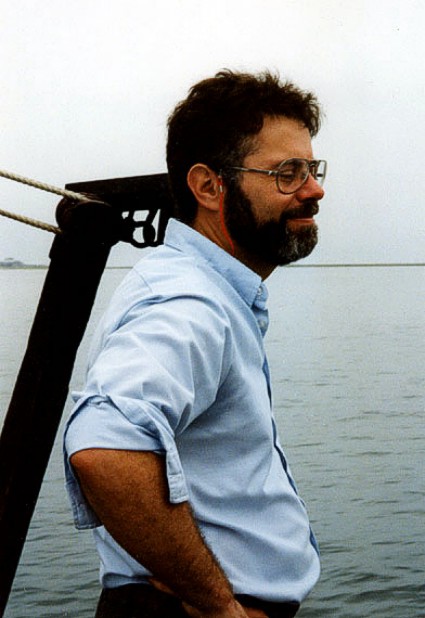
[64,293,231,529]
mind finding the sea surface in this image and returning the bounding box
[0,265,424,617]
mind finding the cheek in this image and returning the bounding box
[254,194,295,223]
[240,179,295,222]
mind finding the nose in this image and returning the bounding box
[296,173,325,201]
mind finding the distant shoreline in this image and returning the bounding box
[0,264,47,269]
[290,262,425,268]
[1,262,424,270]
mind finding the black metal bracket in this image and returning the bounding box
[0,199,122,615]
[66,173,174,248]
[0,173,175,615]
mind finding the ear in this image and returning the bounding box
[187,164,222,212]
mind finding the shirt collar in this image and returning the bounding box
[164,219,267,309]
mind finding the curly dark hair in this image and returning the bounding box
[166,69,322,223]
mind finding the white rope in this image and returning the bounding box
[0,168,89,202]
[0,167,97,233]
[0,207,61,234]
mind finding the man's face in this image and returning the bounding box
[225,116,325,266]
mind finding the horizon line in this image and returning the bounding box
[1,261,424,269]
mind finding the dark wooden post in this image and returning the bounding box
[0,198,121,615]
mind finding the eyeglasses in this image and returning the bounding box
[228,158,327,195]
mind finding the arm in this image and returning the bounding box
[70,448,253,618]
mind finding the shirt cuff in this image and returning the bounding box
[63,396,189,530]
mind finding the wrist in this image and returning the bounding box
[192,590,236,613]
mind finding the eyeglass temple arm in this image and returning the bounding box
[230,166,277,177]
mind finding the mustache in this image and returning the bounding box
[283,200,320,220]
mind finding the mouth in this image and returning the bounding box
[286,201,320,221]
[285,202,319,230]
[286,217,317,229]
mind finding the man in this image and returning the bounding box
[64,70,327,618]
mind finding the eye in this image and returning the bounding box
[278,160,303,184]
[278,171,296,184]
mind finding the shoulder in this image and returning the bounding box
[129,245,229,311]
[106,247,229,333]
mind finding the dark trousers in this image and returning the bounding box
[95,584,300,618]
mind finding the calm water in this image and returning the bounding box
[1,265,424,617]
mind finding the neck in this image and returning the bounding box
[192,217,275,280]
[231,242,276,280]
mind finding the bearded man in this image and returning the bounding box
[64,69,327,618]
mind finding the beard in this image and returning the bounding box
[224,179,319,266]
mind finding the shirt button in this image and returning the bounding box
[256,286,262,297]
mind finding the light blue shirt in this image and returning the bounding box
[64,218,320,603]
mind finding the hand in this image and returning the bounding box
[150,578,267,617]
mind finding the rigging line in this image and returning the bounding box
[0,168,89,202]
[0,207,61,234]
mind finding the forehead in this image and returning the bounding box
[246,116,313,163]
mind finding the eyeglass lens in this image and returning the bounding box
[277,159,326,194]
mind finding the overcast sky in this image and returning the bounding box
[1,0,424,266]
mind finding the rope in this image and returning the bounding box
[0,168,88,202]
[0,167,94,234]
[0,207,61,234]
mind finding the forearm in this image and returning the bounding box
[70,449,237,614]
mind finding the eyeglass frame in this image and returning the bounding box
[226,158,327,195]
